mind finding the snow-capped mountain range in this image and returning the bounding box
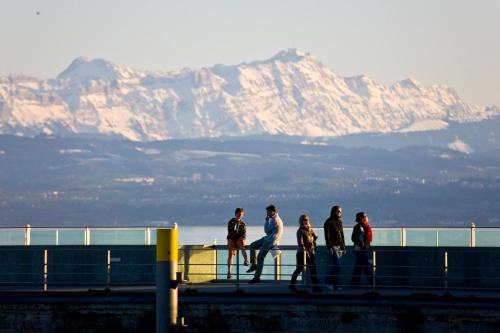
[1,49,498,141]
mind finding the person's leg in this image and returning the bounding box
[227,240,236,279]
[247,238,264,273]
[326,250,341,287]
[249,237,264,265]
[237,237,248,264]
[290,251,304,286]
[361,250,374,285]
[351,251,362,286]
[308,253,320,290]
[254,245,270,279]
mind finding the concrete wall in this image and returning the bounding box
[180,301,500,333]
[179,245,216,283]
[0,301,154,333]
[0,296,498,333]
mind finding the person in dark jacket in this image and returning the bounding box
[289,214,322,293]
[226,207,248,279]
[351,212,374,286]
[323,205,346,290]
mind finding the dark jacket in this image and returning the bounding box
[351,223,371,250]
[227,218,246,240]
[323,217,345,251]
[296,227,318,256]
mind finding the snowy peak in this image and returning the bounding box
[268,48,311,62]
[344,75,381,97]
[247,49,320,68]
[57,57,138,85]
[0,49,499,141]
[395,78,422,90]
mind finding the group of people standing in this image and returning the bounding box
[226,204,374,291]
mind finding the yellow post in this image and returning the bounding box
[156,225,179,333]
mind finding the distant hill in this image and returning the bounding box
[0,135,498,227]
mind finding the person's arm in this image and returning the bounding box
[239,221,247,239]
[340,229,346,251]
[362,224,372,247]
[324,221,330,249]
[297,230,305,252]
[351,226,364,248]
[268,218,279,237]
[227,219,233,238]
[324,221,334,255]
[310,230,316,248]
[264,219,272,235]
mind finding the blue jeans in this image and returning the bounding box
[351,250,373,285]
[326,250,343,287]
[249,237,273,279]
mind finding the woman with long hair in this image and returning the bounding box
[289,214,322,292]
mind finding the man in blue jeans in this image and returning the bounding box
[323,205,346,290]
[247,205,284,283]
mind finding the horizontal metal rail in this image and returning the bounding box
[1,224,499,247]
[0,247,499,293]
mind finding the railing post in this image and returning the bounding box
[55,229,59,246]
[436,229,439,247]
[43,249,48,292]
[444,250,448,289]
[470,223,476,247]
[301,251,307,288]
[236,248,240,292]
[401,228,406,247]
[156,225,179,333]
[214,243,218,281]
[372,250,377,291]
[106,250,111,290]
[25,224,31,246]
[145,227,151,245]
[84,227,90,246]
[274,253,281,281]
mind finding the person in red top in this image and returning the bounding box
[351,212,374,286]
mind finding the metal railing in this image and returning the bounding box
[1,245,499,292]
[212,245,500,291]
[1,224,499,247]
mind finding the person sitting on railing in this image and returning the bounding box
[324,205,346,291]
[226,207,249,279]
[290,214,322,293]
[247,204,284,284]
[351,212,374,286]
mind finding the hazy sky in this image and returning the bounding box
[1,0,499,106]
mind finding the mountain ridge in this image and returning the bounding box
[1,49,498,141]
